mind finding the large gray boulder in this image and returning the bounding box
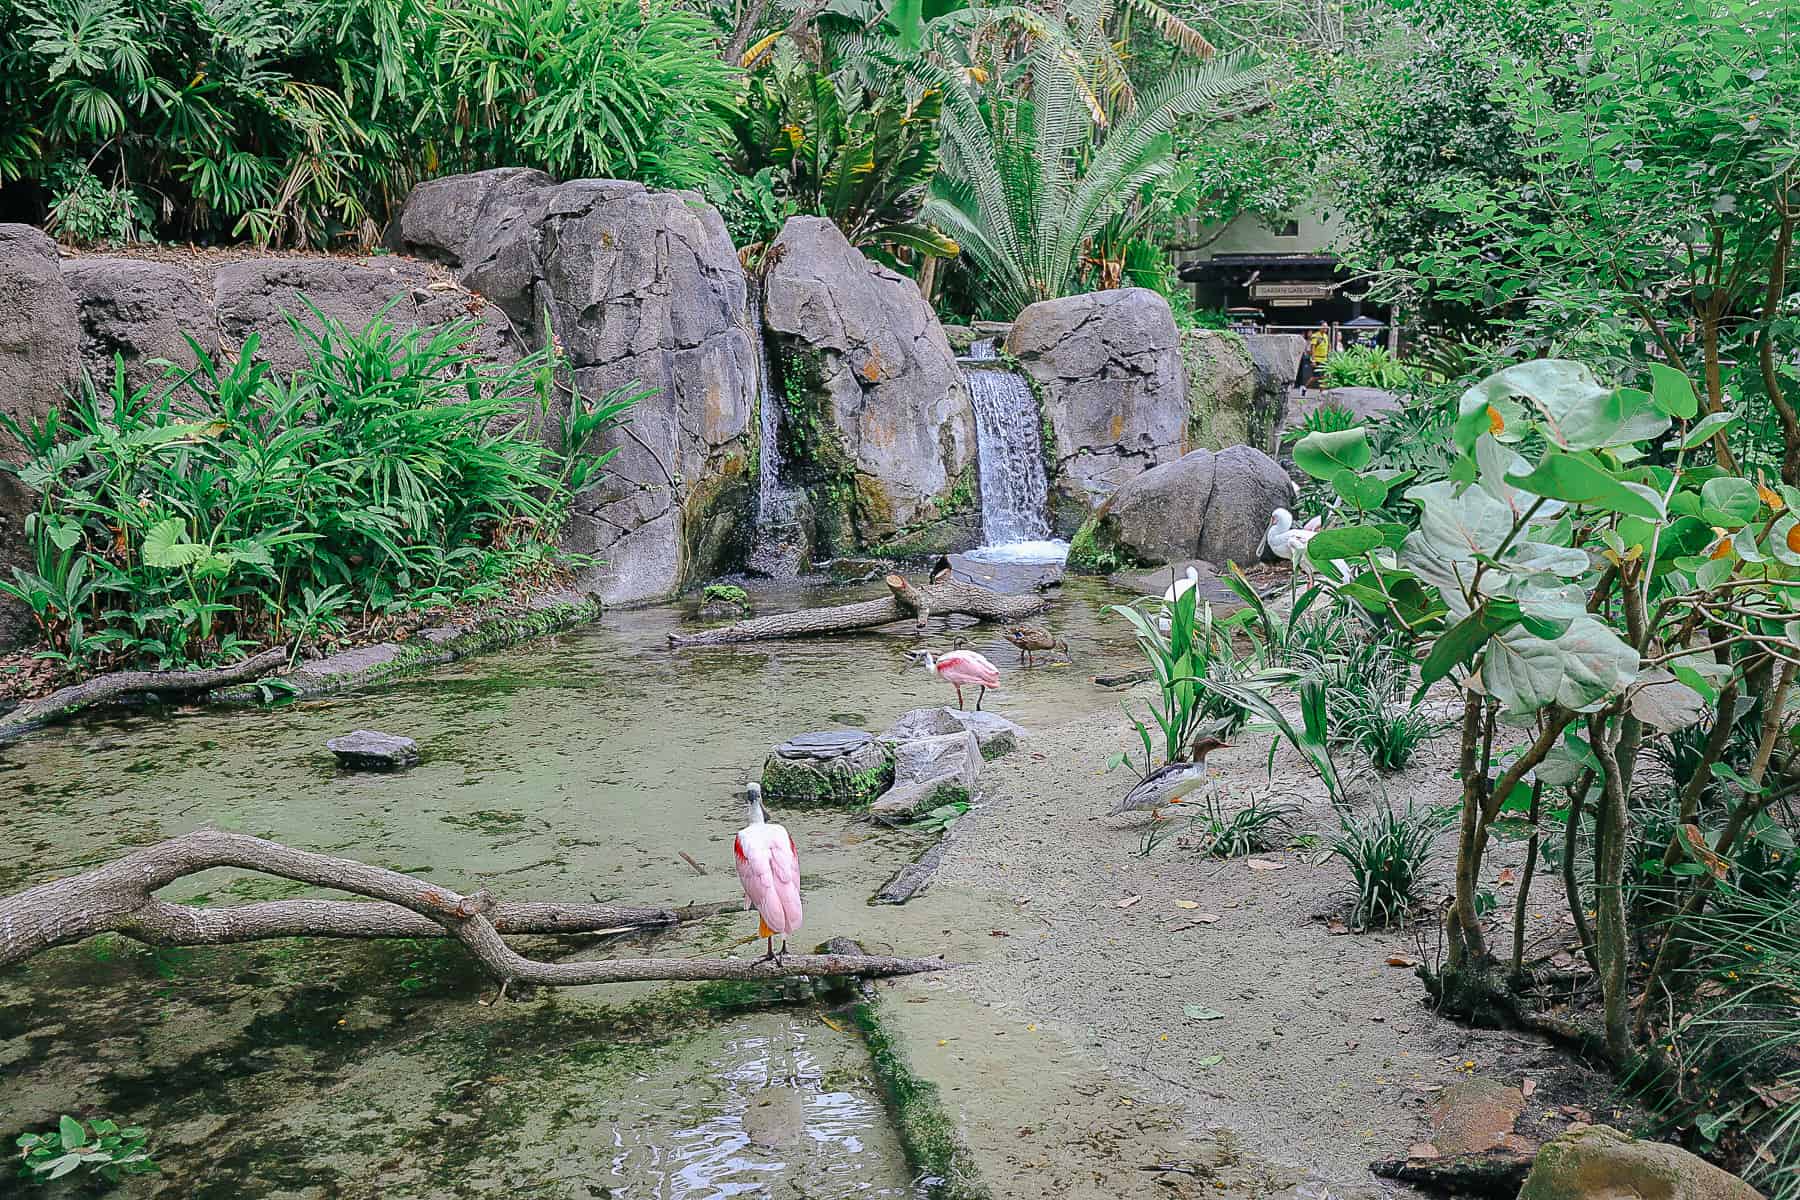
[762,217,978,556]
[61,258,212,401]
[1007,288,1188,535]
[1182,329,1273,455]
[1518,1124,1760,1200]
[212,256,521,376]
[1068,445,1294,571]
[0,225,80,649]
[395,171,756,604]
[1244,333,1305,436]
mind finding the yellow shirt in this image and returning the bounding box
[1308,329,1330,365]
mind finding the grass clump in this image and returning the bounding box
[1192,792,1296,858]
[1330,805,1436,929]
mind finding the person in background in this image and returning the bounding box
[1305,321,1331,388]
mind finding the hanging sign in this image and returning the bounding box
[1251,282,1335,300]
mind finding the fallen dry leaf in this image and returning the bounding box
[1246,858,1287,871]
[1522,1078,1536,1098]
[1408,1143,1440,1160]
[1498,867,1517,885]
[989,929,1010,937]
[1174,900,1200,910]
[1386,955,1420,968]
[1328,920,1350,935]
[1117,895,1143,909]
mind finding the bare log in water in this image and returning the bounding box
[0,830,947,987]
[669,573,1046,647]
[0,646,290,738]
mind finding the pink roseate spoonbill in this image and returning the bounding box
[910,637,1001,710]
[733,783,802,961]
[1110,734,1230,818]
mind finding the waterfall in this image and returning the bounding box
[960,363,1062,559]
[746,279,807,577]
[967,337,999,361]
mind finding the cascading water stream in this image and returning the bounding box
[746,279,807,577]
[958,356,1068,563]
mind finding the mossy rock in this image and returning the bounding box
[761,735,895,806]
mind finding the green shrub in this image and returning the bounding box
[15,1116,155,1185]
[0,0,739,248]
[0,300,638,670]
[1320,346,1419,391]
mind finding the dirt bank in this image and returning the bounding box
[919,666,1626,1196]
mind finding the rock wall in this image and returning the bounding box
[1182,329,1273,455]
[0,226,81,649]
[396,170,757,603]
[1006,288,1188,536]
[1244,333,1305,437]
[761,216,978,557]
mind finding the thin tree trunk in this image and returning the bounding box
[0,830,948,987]
[1449,692,1488,968]
[1757,209,1798,485]
[1588,713,1632,1064]
[668,573,1046,646]
[1511,781,1543,979]
[1559,771,1600,975]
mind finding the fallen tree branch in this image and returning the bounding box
[1369,1150,1533,1197]
[0,646,289,738]
[0,830,945,987]
[669,573,1046,646]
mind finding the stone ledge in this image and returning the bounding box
[214,588,601,702]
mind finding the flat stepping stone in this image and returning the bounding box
[777,730,875,759]
[327,729,420,771]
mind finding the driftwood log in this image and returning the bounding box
[0,830,947,987]
[0,646,289,738]
[669,573,1045,647]
[1369,1150,1534,1197]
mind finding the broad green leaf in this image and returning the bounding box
[1700,477,1760,528]
[141,519,207,569]
[59,1116,84,1151]
[1502,541,1590,578]
[1305,525,1399,561]
[1678,411,1738,450]
[1481,615,1639,715]
[1648,363,1699,418]
[1460,359,1668,451]
[1294,428,1372,479]
[1628,669,1706,732]
[1331,468,1390,511]
[1505,451,1664,519]
[1420,601,1520,689]
[1183,1005,1226,1021]
[1406,480,1513,561]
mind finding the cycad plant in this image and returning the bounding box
[923,4,1271,315]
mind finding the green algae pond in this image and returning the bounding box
[0,572,1140,1198]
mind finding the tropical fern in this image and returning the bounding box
[925,35,1272,314]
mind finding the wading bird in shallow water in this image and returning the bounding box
[1003,625,1067,665]
[1110,735,1230,818]
[911,637,1001,710]
[733,783,802,961]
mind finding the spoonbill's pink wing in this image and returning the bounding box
[938,649,1001,687]
[734,822,803,934]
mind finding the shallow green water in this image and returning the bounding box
[0,574,1141,1197]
